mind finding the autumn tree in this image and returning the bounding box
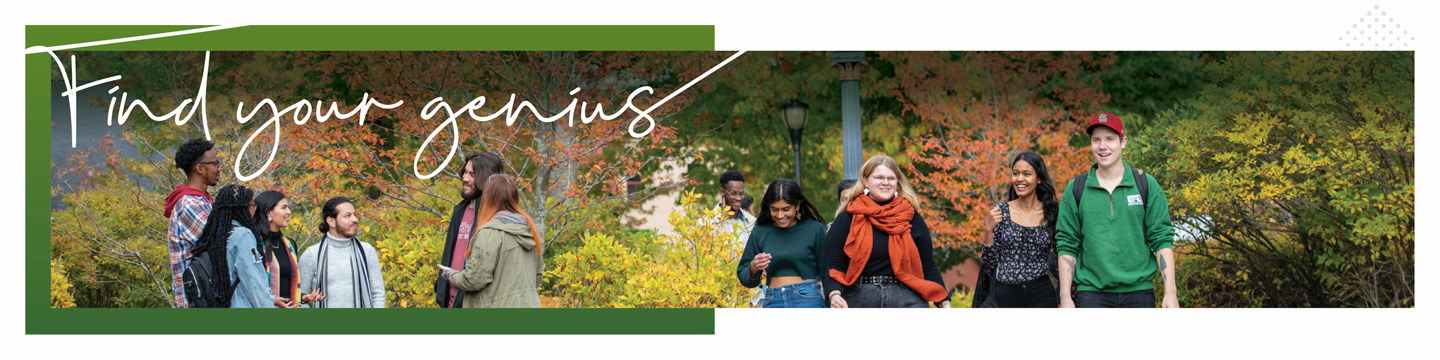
[1131,51,1413,307]
[283,51,729,250]
[888,52,1112,250]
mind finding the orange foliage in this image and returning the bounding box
[881,52,1113,248]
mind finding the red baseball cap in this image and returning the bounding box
[1086,112,1125,138]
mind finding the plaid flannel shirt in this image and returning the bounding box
[167,195,212,308]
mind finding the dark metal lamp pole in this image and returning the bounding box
[782,99,809,190]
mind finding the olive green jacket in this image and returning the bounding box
[446,212,543,308]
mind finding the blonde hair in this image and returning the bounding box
[836,154,922,218]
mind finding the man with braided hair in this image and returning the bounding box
[299,197,386,308]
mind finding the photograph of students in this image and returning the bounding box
[734,178,828,308]
[299,197,386,308]
[1056,112,1178,308]
[977,151,1061,308]
[437,174,544,308]
[825,155,949,308]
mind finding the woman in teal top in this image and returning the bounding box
[736,178,828,308]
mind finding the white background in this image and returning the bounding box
[3,0,1434,357]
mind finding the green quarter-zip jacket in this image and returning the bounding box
[1055,162,1176,293]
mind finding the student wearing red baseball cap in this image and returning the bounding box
[1054,112,1180,308]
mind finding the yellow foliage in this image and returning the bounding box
[369,209,447,308]
[51,260,77,308]
[548,190,752,308]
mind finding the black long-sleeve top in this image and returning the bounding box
[823,198,947,306]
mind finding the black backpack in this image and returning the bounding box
[181,249,238,308]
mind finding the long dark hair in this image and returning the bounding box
[251,190,287,264]
[191,184,255,307]
[1005,151,1059,233]
[755,178,825,227]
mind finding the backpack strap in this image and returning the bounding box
[1133,167,1149,208]
[1132,167,1152,251]
[1070,174,1087,207]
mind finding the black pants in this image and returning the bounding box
[990,275,1058,308]
[1074,289,1155,308]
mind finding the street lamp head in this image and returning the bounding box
[782,99,809,131]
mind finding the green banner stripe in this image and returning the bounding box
[27,53,50,316]
[27,25,715,51]
[29,308,714,334]
[26,25,214,48]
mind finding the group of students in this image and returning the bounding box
[731,112,1180,308]
[165,138,384,308]
[728,155,950,308]
[165,141,544,309]
[162,111,1175,309]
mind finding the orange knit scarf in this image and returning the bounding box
[828,194,947,302]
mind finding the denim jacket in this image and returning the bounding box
[226,220,275,308]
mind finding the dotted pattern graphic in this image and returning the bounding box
[1344,5,1411,48]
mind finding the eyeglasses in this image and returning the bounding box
[199,159,221,168]
[868,175,898,183]
[723,189,747,197]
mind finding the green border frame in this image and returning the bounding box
[27,25,715,334]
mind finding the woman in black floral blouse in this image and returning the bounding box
[978,151,1061,308]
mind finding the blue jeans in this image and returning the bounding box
[842,283,928,308]
[761,279,825,308]
[1074,289,1155,308]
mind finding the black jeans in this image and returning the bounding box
[842,283,929,308]
[990,275,1058,308]
[1074,289,1155,308]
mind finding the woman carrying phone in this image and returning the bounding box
[735,178,828,308]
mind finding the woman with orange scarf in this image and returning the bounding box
[824,155,949,308]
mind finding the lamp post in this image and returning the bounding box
[832,51,865,181]
[782,99,809,190]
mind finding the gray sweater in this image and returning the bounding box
[298,234,386,308]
